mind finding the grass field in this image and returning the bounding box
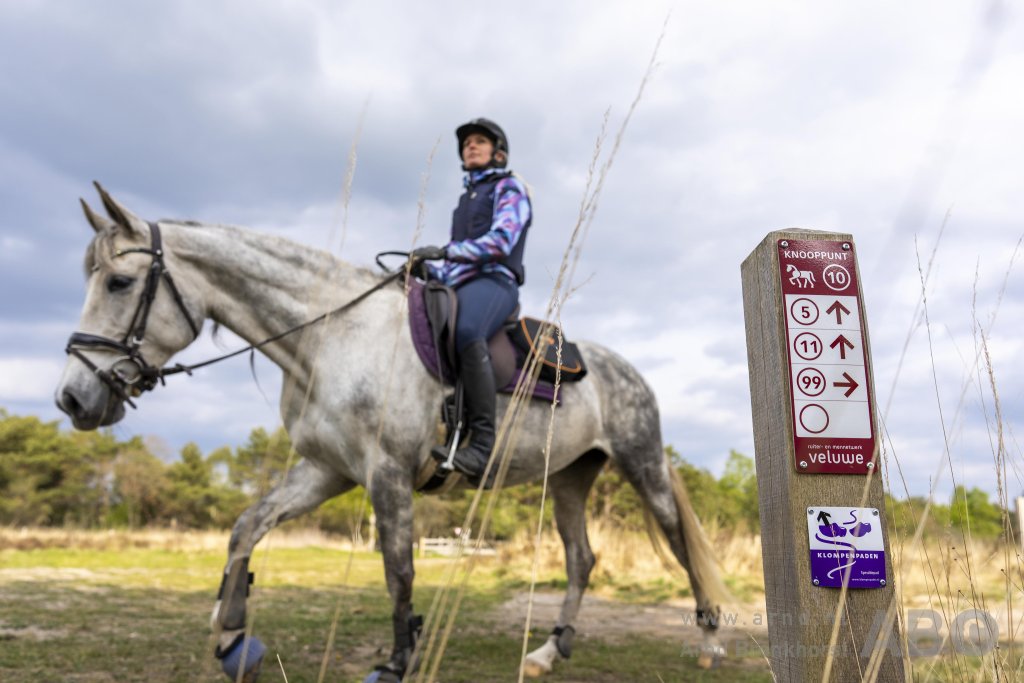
[0,528,773,683]
[1,527,1019,682]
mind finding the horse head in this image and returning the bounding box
[55,183,204,429]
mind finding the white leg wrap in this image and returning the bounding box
[523,636,562,678]
[209,598,247,656]
[210,600,221,630]
[697,631,726,669]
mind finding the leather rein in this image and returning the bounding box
[65,222,404,409]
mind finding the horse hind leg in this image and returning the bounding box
[617,444,732,669]
[211,459,353,673]
[588,346,731,667]
[523,449,607,678]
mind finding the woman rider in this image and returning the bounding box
[412,118,531,482]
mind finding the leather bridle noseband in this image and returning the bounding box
[65,222,200,408]
[66,224,408,409]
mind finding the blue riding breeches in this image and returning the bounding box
[453,274,519,354]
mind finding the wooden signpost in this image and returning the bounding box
[741,229,907,681]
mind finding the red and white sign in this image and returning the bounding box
[778,239,876,474]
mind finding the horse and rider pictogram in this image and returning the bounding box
[786,263,817,289]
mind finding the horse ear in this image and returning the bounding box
[93,181,147,237]
[80,198,116,233]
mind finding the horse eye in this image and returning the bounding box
[106,275,135,293]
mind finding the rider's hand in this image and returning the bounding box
[411,245,447,261]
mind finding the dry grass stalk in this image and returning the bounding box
[864,230,1024,681]
[418,21,671,683]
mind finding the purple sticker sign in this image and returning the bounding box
[806,506,886,589]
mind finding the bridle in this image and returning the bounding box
[65,225,408,409]
[65,222,200,408]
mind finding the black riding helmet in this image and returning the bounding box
[456,118,509,170]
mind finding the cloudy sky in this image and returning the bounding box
[1,1,1020,500]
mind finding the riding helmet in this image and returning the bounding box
[456,118,509,168]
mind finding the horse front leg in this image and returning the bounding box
[365,460,421,683]
[211,459,353,680]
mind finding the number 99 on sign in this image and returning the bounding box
[796,367,826,397]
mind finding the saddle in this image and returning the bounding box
[420,279,519,389]
[407,280,587,401]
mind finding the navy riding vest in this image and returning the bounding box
[451,171,531,285]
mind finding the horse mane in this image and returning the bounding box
[83,218,384,284]
[161,219,381,281]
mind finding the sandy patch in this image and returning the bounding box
[0,624,68,641]
[494,591,769,651]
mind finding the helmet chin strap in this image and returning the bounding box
[461,151,506,172]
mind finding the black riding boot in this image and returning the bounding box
[450,339,497,482]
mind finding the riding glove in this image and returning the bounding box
[411,245,447,261]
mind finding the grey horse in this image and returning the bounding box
[54,185,730,681]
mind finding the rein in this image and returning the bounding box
[66,223,405,408]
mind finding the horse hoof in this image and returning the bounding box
[220,635,266,682]
[363,670,401,683]
[522,658,551,678]
[696,651,721,669]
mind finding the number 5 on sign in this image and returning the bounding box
[790,298,819,325]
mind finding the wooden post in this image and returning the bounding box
[741,229,907,681]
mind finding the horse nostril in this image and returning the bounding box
[59,389,83,418]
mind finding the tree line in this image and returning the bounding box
[0,409,1009,541]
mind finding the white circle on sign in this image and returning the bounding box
[793,333,823,361]
[796,368,827,396]
[789,297,819,325]
[799,404,829,434]
[822,264,851,292]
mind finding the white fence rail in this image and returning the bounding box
[418,536,496,557]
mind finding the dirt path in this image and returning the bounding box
[492,590,1021,667]
[495,591,770,655]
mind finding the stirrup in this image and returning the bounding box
[430,444,455,471]
[432,385,464,472]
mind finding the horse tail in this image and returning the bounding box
[643,458,733,607]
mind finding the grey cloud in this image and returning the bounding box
[1,1,1021,495]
